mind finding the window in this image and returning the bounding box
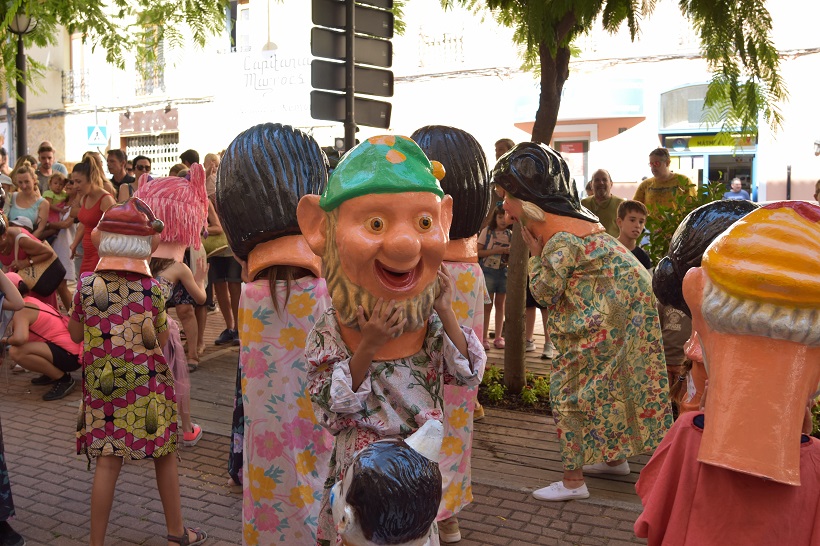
[124,133,179,177]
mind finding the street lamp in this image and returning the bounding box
[8,11,37,161]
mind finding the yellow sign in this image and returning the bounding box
[688,135,755,148]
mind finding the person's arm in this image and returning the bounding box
[70,223,85,259]
[4,307,32,346]
[100,193,116,213]
[117,183,131,203]
[206,201,223,235]
[175,263,207,305]
[433,266,468,358]
[349,299,407,391]
[32,199,49,238]
[0,271,24,311]
[68,318,83,343]
[103,179,117,197]
[633,180,647,204]
[12,235,54,271]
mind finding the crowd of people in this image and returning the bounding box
[0,129,814,546]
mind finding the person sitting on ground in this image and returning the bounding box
[616,200,652,269]
[722,177,750,200]
[581,169,625,237]
[2,271,81,401]
[0,214,61,309]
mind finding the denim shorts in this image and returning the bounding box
[482,266,507,295]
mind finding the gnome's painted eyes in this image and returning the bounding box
[417,215,433,231]
[366,217,386,233]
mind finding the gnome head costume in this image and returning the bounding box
[91,197,164,276]
[297,135,453,359]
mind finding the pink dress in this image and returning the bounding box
[238,277,333,545]
[438,261,486,520]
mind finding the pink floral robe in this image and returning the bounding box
[439,261,486,520]
[238,278,334,545]
[307,309,486,545]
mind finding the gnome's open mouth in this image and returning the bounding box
[374,260,421,292]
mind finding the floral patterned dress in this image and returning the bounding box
[528,231,672,470]
[307,309,486,545]
[72,271,177,461]
[238,278,334,545]
[438,261,485,520]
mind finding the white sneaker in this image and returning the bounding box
[582,460,631,476]
[541,342,556,360]
[525,339,536,352]
[532,481,589,501]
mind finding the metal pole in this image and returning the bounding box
[15,34,26,160]
[344,0,355,151]
[786,164,791,200]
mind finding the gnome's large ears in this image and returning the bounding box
[440,195,454,239]
[297,194,328,257]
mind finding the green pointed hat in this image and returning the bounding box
[319,135,446,211]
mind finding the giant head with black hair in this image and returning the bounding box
[332,438,442,546]
[652,199,758,316]
[215,123,328,276]
[410,125,491,241]
[492,142,598,223]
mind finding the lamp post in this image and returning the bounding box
[8,12,37,161]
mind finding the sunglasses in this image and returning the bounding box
[135,165,151,172]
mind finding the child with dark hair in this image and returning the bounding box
[616,200,652,269]
[477,206,512,350]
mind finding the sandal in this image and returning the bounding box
[187,361,199,373]
[493,337,506,349]
[167,527,207,545]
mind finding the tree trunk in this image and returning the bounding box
[503,41,571,393]
[503,222,527,394]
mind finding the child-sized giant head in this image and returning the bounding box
[297,135,452,344]
[92,198,164,276]
[216,123,328,278]
[410,125,490,261]
[331,420,443,546]
[134,163,208,262]
[682,201,820,485]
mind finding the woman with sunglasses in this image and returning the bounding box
[118,155,151,202]
[46,171,82,309]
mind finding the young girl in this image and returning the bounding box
[47,172,81,311]
[150,257,207,447]
[477,206,512,349]
[41,172,68,240]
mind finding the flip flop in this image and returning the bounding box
[187,361,199,373]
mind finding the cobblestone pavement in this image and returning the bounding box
[0,307,647,545]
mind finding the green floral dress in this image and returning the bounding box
[72,271,177,462]
[529,231,672,470]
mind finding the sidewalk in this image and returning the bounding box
[0,307,647,545]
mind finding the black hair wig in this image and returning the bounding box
[346,439,442,544]
[215,123,328,260]
[653,199,759,316]
[410,125,491,240]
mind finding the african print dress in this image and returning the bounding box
[238,278,333,545]
[72,271,177,461]
[439,261,486,520]
[307,310,486,545]
[528,231,672,470]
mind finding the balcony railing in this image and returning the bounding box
[61,69,90,105]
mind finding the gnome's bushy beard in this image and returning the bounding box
[324,211,437,333]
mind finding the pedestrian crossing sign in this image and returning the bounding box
[87,125,108,146]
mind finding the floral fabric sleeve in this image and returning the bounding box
[426,313,484,386]
[528,231,582,307]
[306,311,369,432]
